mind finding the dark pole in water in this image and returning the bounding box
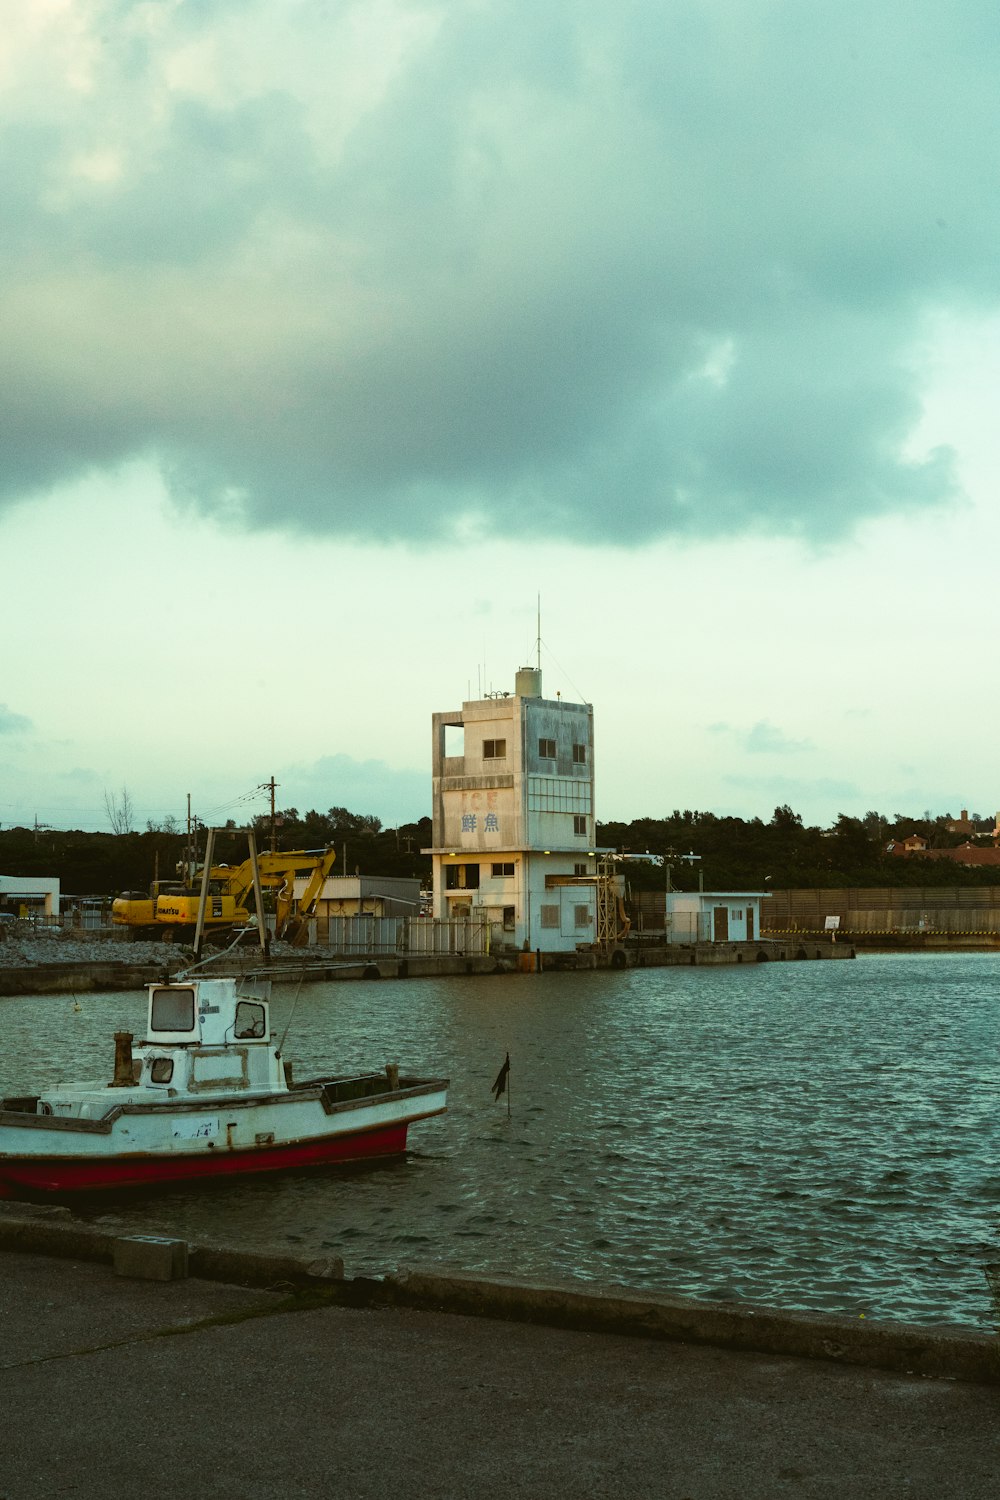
[491,1052,511,1117]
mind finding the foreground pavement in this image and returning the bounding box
[1,1248,998,1500]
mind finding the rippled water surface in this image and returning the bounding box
[3,952,1000,1327]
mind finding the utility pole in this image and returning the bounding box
[268,775,279,854]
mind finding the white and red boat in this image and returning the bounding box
[0,976,448,1198]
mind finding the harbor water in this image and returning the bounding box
[1,951,999,1329]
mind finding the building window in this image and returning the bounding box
[445,864,481,890]
[574,863,587,876]
[572,743,587,763]
[483,738,506,759]
[527,776,591,813]
[503,906,516,931]
[573,815,587,836]
[574,904,592,928]
[538,737,556,759]
[491,862,515,878]
[540,905,559,928]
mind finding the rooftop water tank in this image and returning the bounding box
[515,667,542,698]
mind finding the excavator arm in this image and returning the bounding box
[277,848,337,943]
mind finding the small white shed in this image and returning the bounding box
[666,891,770,944]
[0,875,60,918]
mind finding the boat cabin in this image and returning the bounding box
[146,979,271,1048]
[109,977,283,1100]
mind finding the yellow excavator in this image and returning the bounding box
[112,848,336,945]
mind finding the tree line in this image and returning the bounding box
[0,804,994,897]
[0,808,433,896]
[598,807,997,892]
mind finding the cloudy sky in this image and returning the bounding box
[2,0,999,836]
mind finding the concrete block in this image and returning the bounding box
[113,1234,189,1282]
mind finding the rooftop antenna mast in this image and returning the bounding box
[536,594,541,671]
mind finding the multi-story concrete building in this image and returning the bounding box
[425,667,600,953]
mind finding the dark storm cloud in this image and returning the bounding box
[1,0,992,543]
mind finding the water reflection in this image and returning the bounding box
[1,952,998,1327]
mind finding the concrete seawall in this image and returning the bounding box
[0,1203,995,1385]
[0,960,168,996]
[0,938,855,996]
[0,953,516,995]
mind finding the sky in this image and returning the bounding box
[3,0,1000,837]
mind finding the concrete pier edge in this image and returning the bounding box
[0,938,854,995]
[1,1203,996,1385]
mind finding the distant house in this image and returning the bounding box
[922,842,1000,868]
[887,834,929,857]
[886,833,1000,867]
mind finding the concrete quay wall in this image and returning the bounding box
[0,940,853,995]
[0,1203,995,1385]
[0,960,168,997]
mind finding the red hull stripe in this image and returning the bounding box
[0,1120,410,1197]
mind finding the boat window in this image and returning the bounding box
[150,1058,174,1083]
[150,986,196,1032]
[234,1001,266,1040]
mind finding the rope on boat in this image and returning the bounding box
[275,969,307,1060]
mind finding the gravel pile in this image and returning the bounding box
[0,928,312,970]
[0,928,195,969]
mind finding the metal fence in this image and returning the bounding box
[400,916,492,956]
[761,886,1000,934]
[2,910,110,934]
[312,914,492,956]
[9,911,496,956]
[664,910,712,944]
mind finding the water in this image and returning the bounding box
[2,952,999,1328]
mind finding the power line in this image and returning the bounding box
[1,780,273,829]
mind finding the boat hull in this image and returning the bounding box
[0,1115,414,1198]
[0,1077,448,1200]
